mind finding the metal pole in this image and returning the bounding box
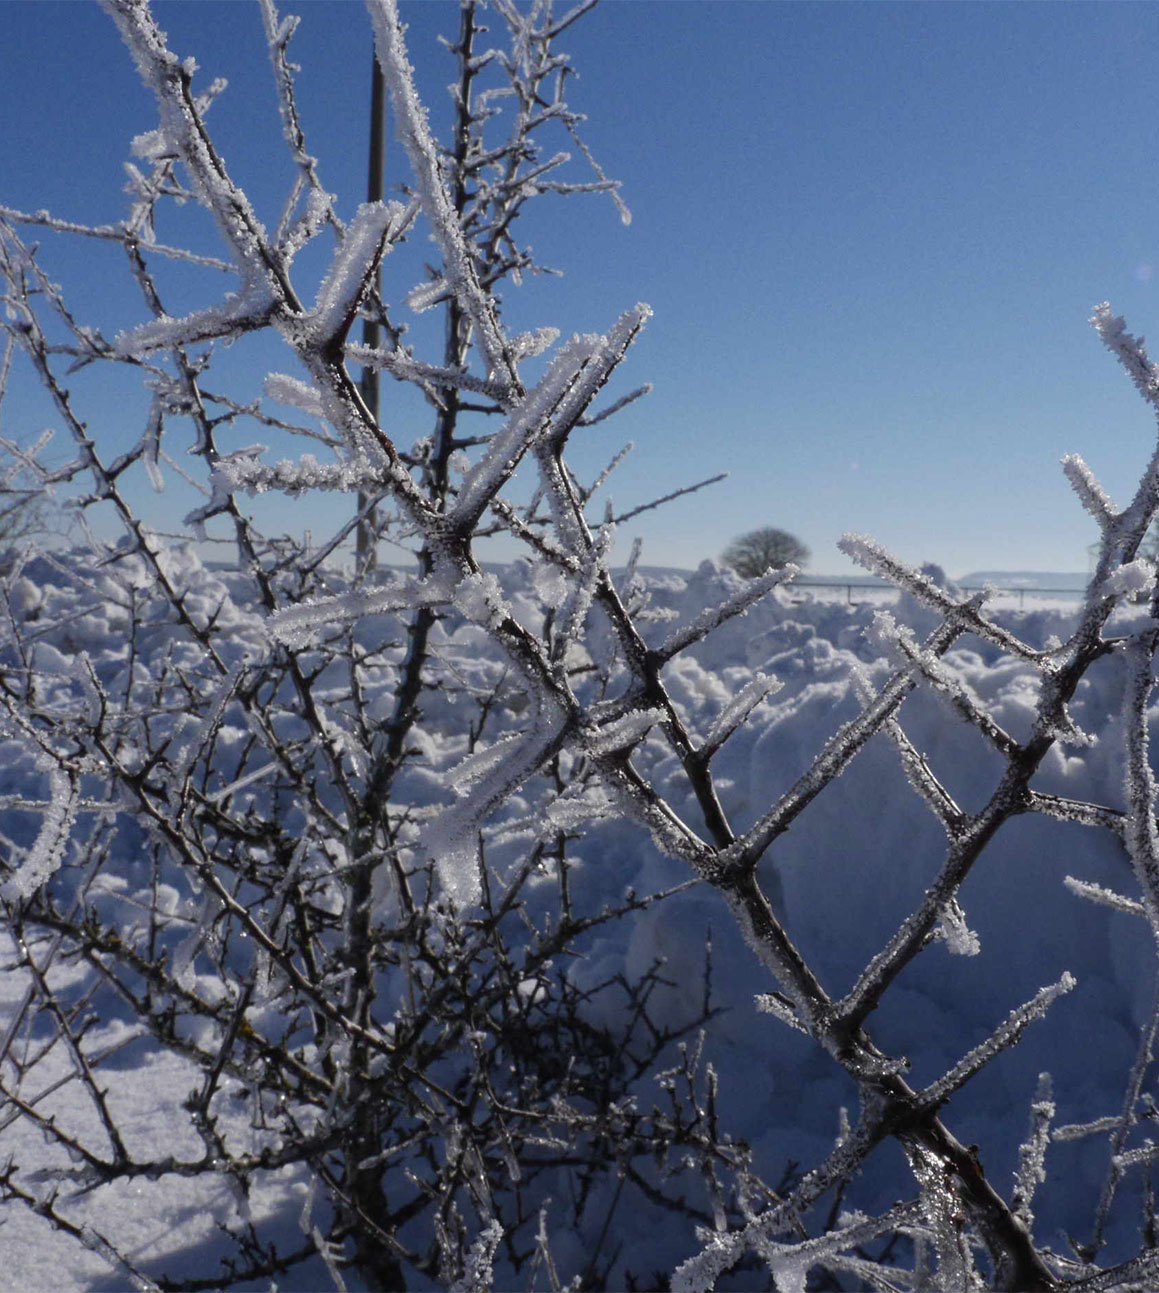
[356,53,385,575]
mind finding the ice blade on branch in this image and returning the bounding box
[0,767,79,901]
[556,514,614,654]
[446,734,526,797]
[700,672,781,761]
[657,565,797,663]
[422,707,569,906]
[448,333,602,533]
[264,372,326,419]
[302,199,409,344]
[910,1142,980,1292]
[583,707,663,757]
[140,396,165,492]
[267,573,453,647]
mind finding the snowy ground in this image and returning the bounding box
[1,555,1154,1288]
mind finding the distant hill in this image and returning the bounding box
[957,571,1089,591]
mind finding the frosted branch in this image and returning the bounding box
[1011,1074,1056,1232]
[1062,454,1116,530]
[1063,876,1145,918]
[700,673,782,763]
[0,768,79,901]
[1092,302,1159,411]
[214,452,388,498]
[1121,633,1159,935]
[366,0,515,387]
[657,566,796,663]
[870,610,1021,759]
[839,532,1042,663]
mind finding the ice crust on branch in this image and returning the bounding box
[214,452,387,497]
[1100,558,1155,599]
[1121,634,1159,935]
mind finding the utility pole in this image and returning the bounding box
[356,53,384,575]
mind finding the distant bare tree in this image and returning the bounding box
[722,525,809,578]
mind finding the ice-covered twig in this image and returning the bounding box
[103,0,297,306]
[1063,876,1145,918]
[113,284,278,356]
[1087,975,1159,1257]
[613,472,730,526]
[578,382,651,428]
[1062,454,1116,531]
[1121,631,1159,934]
[840,533,1042,664]
[0,767,79,901]
[301,200,408,345]
[345,344,512,403]
[448,1219,504,1293]
[871,610,1021,760]
[1011,1074,1055,1232]
[1092,302,1159,411]
[1026,791,1125,835]
[366,0,516,388]
[214,452,388,498]
[727,615,966,873]
[917,976,1074,1114]
[699,673,781,764]
[657,566,796,663]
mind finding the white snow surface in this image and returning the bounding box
[2,551,1158,1286]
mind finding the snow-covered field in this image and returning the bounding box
[2,551,1155,1288]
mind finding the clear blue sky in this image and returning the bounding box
[6,0,1159,577]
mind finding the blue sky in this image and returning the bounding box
[5,1,1159,577]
